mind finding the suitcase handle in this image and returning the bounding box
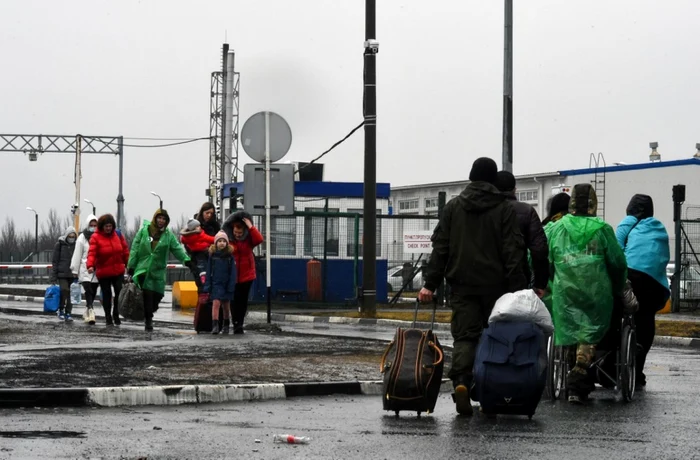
[424,341,444,368]
[379,340,395,373]
[414,298,439,329]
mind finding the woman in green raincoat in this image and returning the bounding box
[547,184,627,403]
[127,209,195,331]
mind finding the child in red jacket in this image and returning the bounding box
[223,211,264,334]
[180,219,215,286]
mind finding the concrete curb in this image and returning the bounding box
[652,335,700,348]
[0,380,453,409]
[246,311,453,332]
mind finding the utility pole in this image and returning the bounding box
[362,0,378,315]
[73,134,82,230]
[502,0,513,173]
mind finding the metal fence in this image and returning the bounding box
[250,211,438,303]
[678,219,700,310]
[1,212,440,305]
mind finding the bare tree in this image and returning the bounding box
[17,229,35,255]
[40,208,66,248]
[122,215,142,245]
[172,213,190,234]
[0,217,19,260]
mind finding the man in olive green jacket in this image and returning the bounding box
[419,157,527,416]
[128,209,196,331]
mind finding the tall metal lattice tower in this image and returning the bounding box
[208,44,240,218]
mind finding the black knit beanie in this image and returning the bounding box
[469,157,498,184]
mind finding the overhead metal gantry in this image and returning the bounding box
[0,134,125,230]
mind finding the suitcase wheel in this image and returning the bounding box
[394,411,400,418]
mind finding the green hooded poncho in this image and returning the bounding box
[547,184,627,346]
[127,209,191,295]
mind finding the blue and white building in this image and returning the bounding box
[390,157,700,254]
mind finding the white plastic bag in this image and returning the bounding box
[488,289,554,333]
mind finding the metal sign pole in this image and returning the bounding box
[265,111,272,324]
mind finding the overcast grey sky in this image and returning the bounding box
[1,0,698,231]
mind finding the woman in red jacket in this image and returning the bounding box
[86,214,129,326]
[224,211,263,334]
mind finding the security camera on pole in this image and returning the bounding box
[240,111,294,324]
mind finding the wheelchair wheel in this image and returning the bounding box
[620,324,637,402]
[547,340,567,401]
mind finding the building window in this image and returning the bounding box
[398,199,419,212]
[257,216,297,256]
[516,189,538,203]
[303,208,339,257]
[425,197,438,209]
[347,209,382,258]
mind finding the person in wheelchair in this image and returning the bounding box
[547,184,629,404]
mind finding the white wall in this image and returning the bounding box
[390,163,700,261]
[560,164,700,257]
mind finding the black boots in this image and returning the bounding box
[104,307,113,326]
[145,318,153,331]
[112,306,121,325]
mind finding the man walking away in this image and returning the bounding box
[495,171,549,295]
[419,157,527,416]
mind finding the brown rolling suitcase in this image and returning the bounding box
[380,300,444,416]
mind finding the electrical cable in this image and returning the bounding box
[297,122,365,172]
[121,137,211,148]
[122,136,210,141]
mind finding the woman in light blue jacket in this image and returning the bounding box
[616,194,670,388]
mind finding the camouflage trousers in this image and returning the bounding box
[565,344,597,375]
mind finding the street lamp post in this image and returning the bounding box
[26,207,38,255]
[84,198,96,216]
[150,191,163,210]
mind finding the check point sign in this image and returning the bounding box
[403,231,433,254]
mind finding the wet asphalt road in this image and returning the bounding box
[0,314,393,388]
[1,347,699,460]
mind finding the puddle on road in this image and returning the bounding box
[0,430,87,439]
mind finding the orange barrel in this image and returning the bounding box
[307,258,322,302]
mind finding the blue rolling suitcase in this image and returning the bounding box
[472,321,547,419]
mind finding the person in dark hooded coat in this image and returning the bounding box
[542,193,571,226]
[495,170,549,292]
[51,226,78,321]
[418,157,526,416]
[616,194,670,387]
